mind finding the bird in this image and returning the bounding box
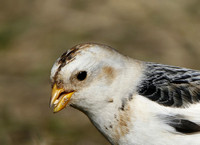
[49,43,200,145]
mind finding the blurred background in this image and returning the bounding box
[0,0,200,145]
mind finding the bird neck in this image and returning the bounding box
[84,58,145,144]
[86,97,132,145]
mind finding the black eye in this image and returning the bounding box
[77,71,87,81]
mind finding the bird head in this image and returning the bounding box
[49,43,134,113]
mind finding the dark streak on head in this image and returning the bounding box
[58,47,79,64]
[53,43,93,85]
[58,52,67,64]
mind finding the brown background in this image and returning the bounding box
[0,0,200,145]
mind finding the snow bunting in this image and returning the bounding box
[50,43,200,145]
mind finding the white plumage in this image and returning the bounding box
[50,43,200,145]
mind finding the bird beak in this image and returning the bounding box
[50,84,74,113]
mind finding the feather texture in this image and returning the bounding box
[138,62,200,108]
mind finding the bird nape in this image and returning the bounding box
[50,43,200,145]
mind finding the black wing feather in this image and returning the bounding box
[138,63,200,108]
[159,115,200,134]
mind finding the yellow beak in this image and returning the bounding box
[50,84,74,113]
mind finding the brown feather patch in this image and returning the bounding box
[114,104,131,142]
[102,66,116,83]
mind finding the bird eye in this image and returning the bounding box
[77,71,87,81]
